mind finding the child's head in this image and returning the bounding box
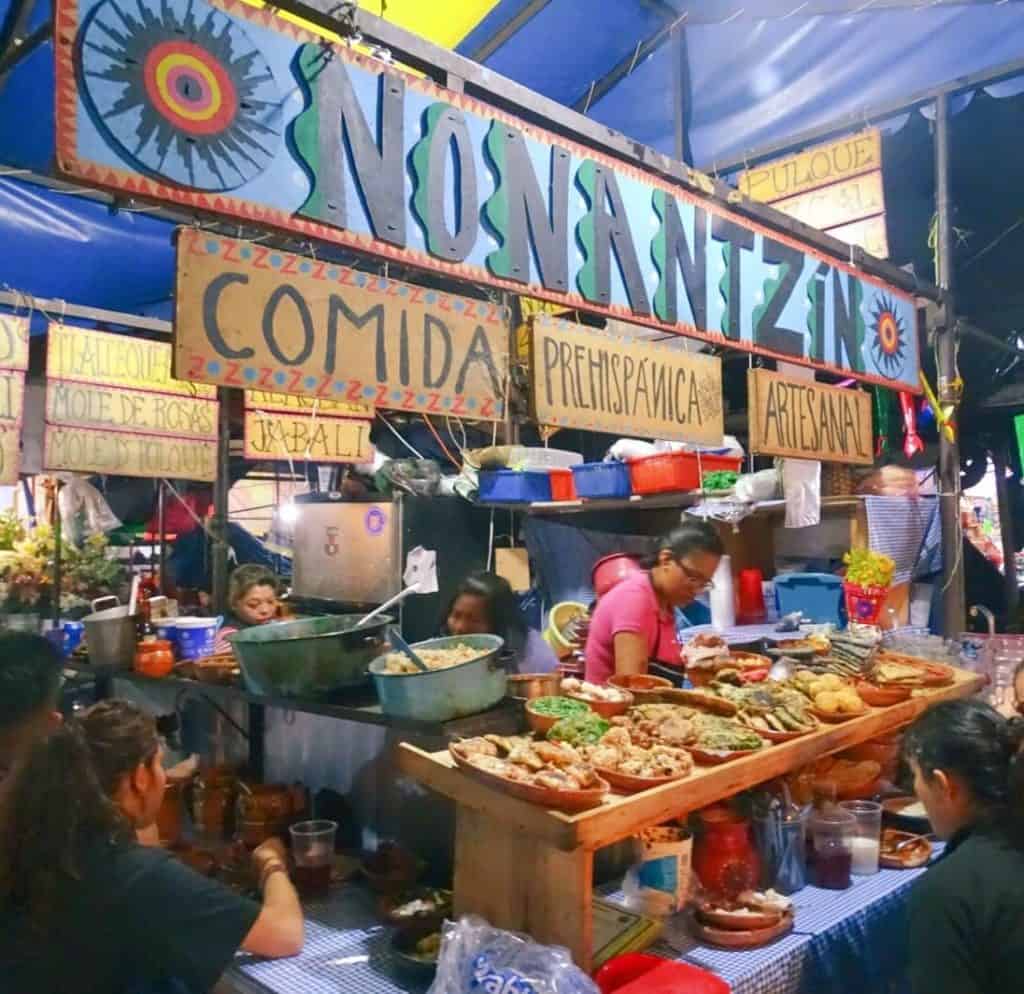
[228,565,281,627]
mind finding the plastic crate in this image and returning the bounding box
[629,451,742,495]
[478,469,552,503]
[774,572,844,626]
[549,468,577,501]
[572,461,632,499]
[506,446,583,470]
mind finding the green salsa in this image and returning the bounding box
[529,696,590,718]
[548,712,610,746]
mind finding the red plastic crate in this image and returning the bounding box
[628,451,742,495]
[549,468,577,501]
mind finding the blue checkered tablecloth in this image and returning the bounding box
[226,885,430,994]
[227,856,937,994]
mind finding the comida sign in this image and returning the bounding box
[56,0,919,392]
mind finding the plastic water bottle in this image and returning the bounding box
[710,555,736,632]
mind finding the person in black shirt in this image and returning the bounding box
[0,631,63,787]
[902,698,1024,994]
[0,699,304,994]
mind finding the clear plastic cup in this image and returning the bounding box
[289,819,337,898]
[840,800,883,875]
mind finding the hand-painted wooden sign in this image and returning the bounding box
[738,130,889,260]
[530,315,724,445]
[0,315,29,484]
[244,390,372,418]
[747,368,873,465]
[45,324,218,481]
[243,410,374,463]
[175,231,509,419]
[55,0,919,392]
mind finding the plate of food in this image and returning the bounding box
[793,671,868,720]
[560,677,634,717]
[378,887,453,927]
[695,890,792,932]
[766,640,820,659]
[583,726,693,792]
[656,686,739,717]
[874,652,955,688]
[607,673,674,702]
[711,681,818,740]
[450,735,609,812]
[880,829,932,869]
[524,695,592,735]
[692,891,794,947]
[854,679,912,708]
[608,704,698,750]
[690,715,766,764]
[882,796,932,831]
[391,924,442,980]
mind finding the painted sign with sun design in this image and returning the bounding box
[74,0,282,190]
[56,0,920,392]
[870,293,909,380]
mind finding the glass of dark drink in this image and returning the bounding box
[809,808,855,890]
[289,820,337,900]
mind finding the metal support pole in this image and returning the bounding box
[51,480,61,628]
[992,444,1019,621]
[211,388,231,615]
[157,480,167,594]
[934,92,965,637]
[671,24,685,163]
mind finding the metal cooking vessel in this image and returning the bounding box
[82,596,139,668]
[228,614,393,697]
[369,634,507,722]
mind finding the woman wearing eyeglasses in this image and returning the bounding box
[584,522,724,684]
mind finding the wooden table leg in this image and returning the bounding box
[452,807,595,970]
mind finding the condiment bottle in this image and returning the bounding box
[137,588,157,644]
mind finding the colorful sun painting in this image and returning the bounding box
[869,293,908,379]
[76,0,283,191]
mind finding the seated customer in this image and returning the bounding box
[0,632,63,787]
[445,571,558,674]
[0,700,304,994]
[903,698,1024,994]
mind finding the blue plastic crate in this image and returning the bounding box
[774,572,844,626]
[478,469,552,503]
[571,461,632,500]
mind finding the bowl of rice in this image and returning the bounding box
[369,634,507,722]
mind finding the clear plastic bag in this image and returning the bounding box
[428,916,599,994]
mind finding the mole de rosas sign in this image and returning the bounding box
[57,0,919,393]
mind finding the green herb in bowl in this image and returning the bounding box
[547,712,610,747]
[529,696,591,718]
[702,470,739,491]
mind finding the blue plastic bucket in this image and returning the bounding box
[46,620,85,658]
[175,616,222,660]
[156,619,178,649]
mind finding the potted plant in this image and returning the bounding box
[0,527,54,631]
[842,549,896,625]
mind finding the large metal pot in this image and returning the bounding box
[82,596,139,668]
[228,614,392,697]
[369,634,507,722]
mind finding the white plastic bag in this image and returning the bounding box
[428,916,599,994]
[782,459,822,528]
[57,475,121,545]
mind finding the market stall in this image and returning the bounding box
[4,1,1022,993]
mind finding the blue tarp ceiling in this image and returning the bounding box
[0,0,1022,329]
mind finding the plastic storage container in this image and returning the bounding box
[774,572,844,626]
[549,468,577,501]
[478,469,552,503]
[572,461,632,500]
[504,446,583,470]
[629,451,742,495]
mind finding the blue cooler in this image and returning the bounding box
[774,573,844,626]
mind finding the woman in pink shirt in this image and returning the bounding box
[584,522,723,684]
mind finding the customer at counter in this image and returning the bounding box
[213,564,284,654]
[0,632,63,788]
[903,699,1024,994]
[584,522,723,683]
[445,571,558,674]
[0,699,304,994]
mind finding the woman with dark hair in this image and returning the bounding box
[902,698,1024,994]
[0,699,303,994]
[444,571,558,673]
[584,521,724,683]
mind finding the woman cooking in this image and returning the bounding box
[213,564,284,655]
[584,522,723,684]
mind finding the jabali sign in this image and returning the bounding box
[56,0,919,392]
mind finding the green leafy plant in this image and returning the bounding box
[843,548,895,589]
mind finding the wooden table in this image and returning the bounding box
[397,666,983,970]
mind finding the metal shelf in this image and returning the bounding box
[73,666,521,740]
[480,494,866,516]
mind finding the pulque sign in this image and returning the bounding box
[0,315,29,484]
[56,0,920,392]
